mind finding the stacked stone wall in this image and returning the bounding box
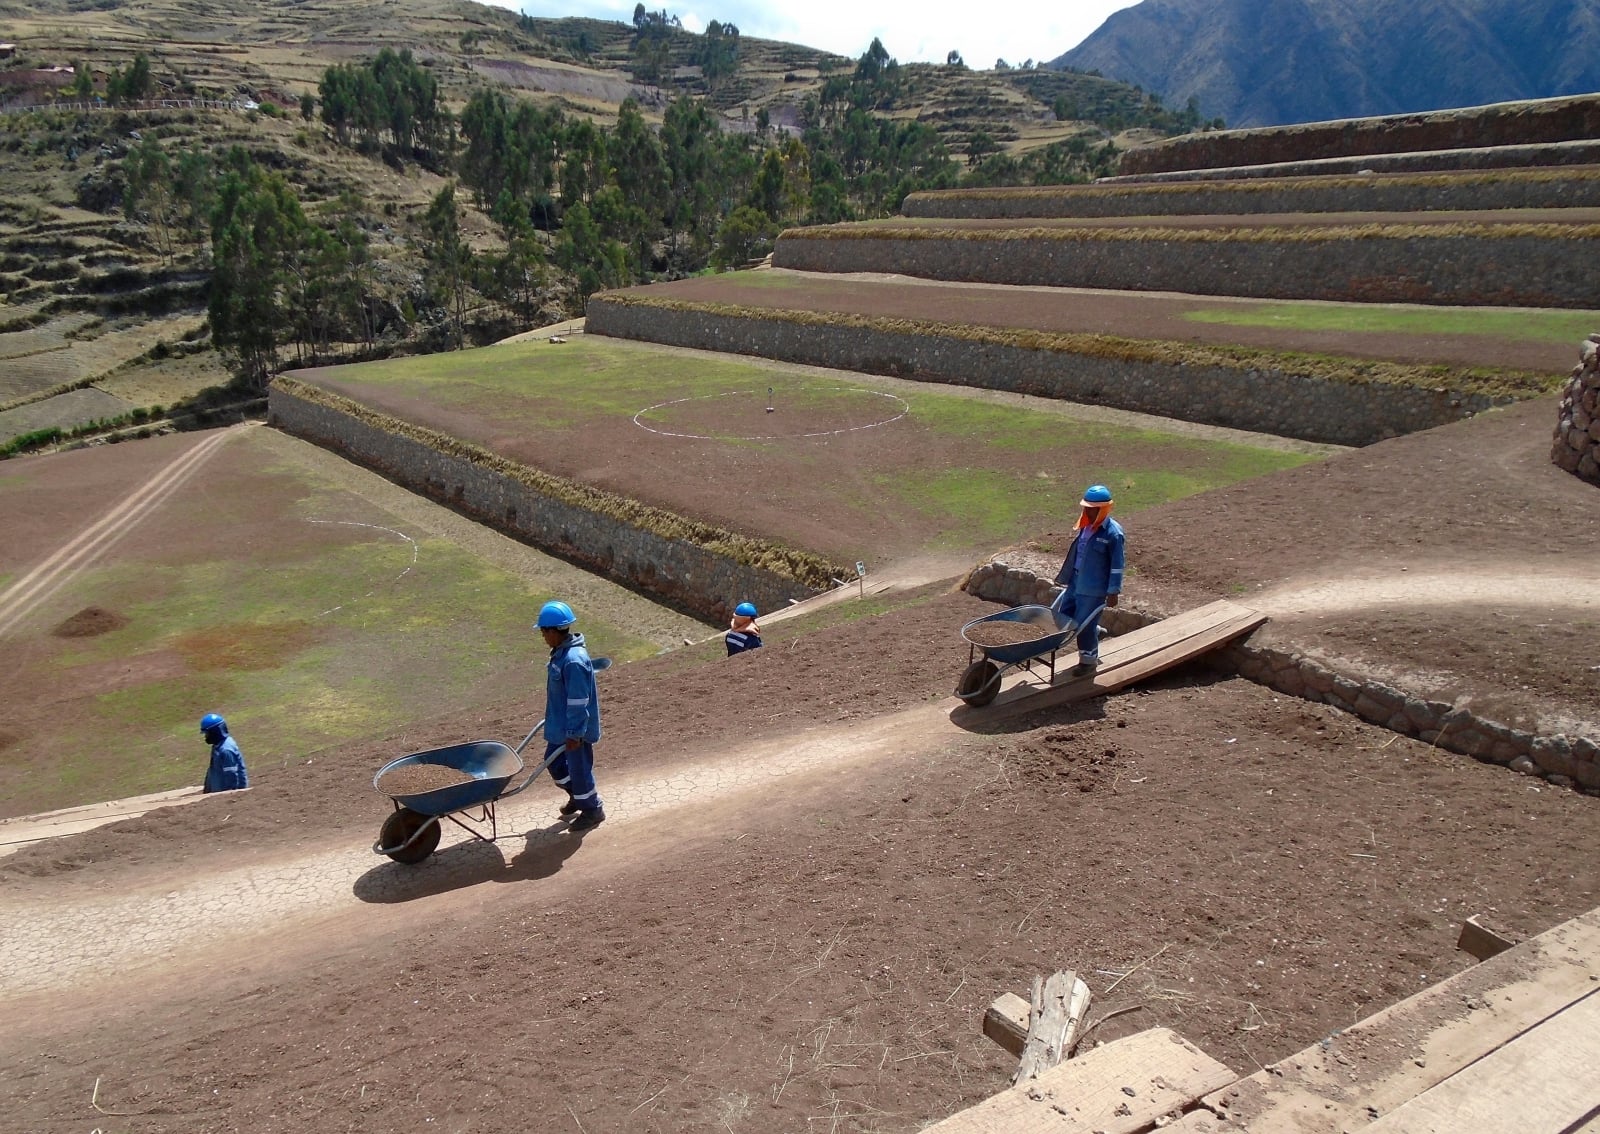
[586,298,1507,447]
[1119,94,1600,176]
[1101,140,1600,184]
[773,229,1600,310]
[1552,333,1600,486]
[268,387,824,622]
[903,169,1600,221]
[962,561,1600,792]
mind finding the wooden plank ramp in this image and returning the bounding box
[957,600,1266,723]
[0,785,207,858]
[926,1027,1235,1133]
[1196,906,1600,1133]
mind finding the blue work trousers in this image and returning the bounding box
[547,740,601,813]
[1058,593,1108,663]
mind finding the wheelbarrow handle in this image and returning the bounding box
[514,719,546,756]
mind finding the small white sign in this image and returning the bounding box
[855,561,866,577]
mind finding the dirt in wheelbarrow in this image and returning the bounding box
[374,763,478,797]
[965,620,1055,648]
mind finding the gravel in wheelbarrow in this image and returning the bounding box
[376,763,477,797]
[964,621,1054,648]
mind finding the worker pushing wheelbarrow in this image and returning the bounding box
[955,483,1125,707]
[373,599,611,863]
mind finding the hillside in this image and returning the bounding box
[1048,0,1600,128]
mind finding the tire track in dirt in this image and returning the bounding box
[0,424,251,638]
[1256,568,1597,617]
[0,702,965,998]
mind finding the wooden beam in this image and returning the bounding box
[1363,989,1600,1133]
[1201,907,1600,1133]
[1457,913,1516,961]
[960,600,1266,723]
[1013,972,1092,1083]
[924,1027,1235,1133]
[984,992,1032,1058]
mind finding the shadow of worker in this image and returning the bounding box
[351,819,588,904]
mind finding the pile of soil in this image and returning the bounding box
[375,763,477,796]
[50,605,128,638]
[965,621,1052,648]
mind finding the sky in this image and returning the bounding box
[512,0,1143,70]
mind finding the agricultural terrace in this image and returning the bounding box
[0,424,704,818]
[291,335,1321,568]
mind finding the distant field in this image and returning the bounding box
[0,426,703,816]
[301,335,1319,563]
[1181,302,1600,342]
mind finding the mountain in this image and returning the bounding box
[1048,0,1600,128]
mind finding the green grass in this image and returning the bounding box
[1182,302,1600,343]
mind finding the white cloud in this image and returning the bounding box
[512,0,1141,69]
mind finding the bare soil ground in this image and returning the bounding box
[2,588,1597,1133]
[629,269,1582,372]
[4,353,1598,1131]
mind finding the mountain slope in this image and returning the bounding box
[1049,0,1600,128]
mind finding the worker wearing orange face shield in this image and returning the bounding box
[1051,484,1126,678]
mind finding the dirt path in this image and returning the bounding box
[0,423,250,638]
[0,702,962,999]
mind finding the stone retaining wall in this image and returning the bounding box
[1119,93,1600,176]
[586,297,1509,447]
[773,228,1600,310]
[1100,140,1600,185]
[903,168,1600,220]
[1552,333,1600,486]
[269,386,824,622]
[962,560,1600,792]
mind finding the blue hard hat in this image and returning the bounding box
[1080,484,1113,505]
[200,712,226,733]
[735,602,758,618]
[536,600,576,629]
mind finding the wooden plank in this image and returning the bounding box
[925,1027,1235,1133]
[969,601,1265,721]
[1363,989,1600,1134]
[985,992,1033,1057]
[1203,907,1600,1133]
[1014,972,1092,1083]
[0,785,207,857]
[1457,914,1516,961]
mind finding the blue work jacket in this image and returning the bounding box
[204,736,249,793]
[545,632,602,743]
[1054,517,1126,597]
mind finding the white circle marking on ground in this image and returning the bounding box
[632,388,909,440]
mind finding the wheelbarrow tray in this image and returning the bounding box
[372,741,525,816]
[959,604,1077,665]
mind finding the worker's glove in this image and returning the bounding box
[564,737,582,751]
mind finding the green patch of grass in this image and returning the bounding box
[1182,302,1600,344]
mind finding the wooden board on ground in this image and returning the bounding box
[1362,989,1600,1133]
[957,600,1266,723]
[925,1027,1235,1133]
[0,785,207,857]
[1201,907,1600,1132]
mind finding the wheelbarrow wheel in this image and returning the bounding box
[957,659,1002,707]
[380,807,440,864]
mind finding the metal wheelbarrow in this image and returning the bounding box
[372,658,611,864]
[954,598,1102,708]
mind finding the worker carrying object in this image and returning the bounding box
[537,600,605,832]
[199,713,249,793]
[725,602,763,656]
[1052,484,1126,678]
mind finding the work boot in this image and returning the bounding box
[559,797,582,816]
[1069,659,1099,678]
[568,807,606,833]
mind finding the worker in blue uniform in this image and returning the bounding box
[199,712,249,793]
[1052,484,1126,678]
[537,600,605,832]
[725,602,763,656]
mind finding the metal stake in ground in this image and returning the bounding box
[767,386,774,414]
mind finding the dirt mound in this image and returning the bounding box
[1006,724,1133,792]
[50,606,128,638]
